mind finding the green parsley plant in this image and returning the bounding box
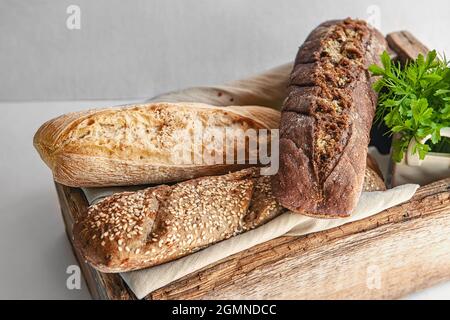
[369,50,450,162]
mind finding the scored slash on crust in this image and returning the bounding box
[73,168,284,272]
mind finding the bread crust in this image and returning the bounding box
[272,19,387,217]
[34,102,280,187]
[73,168,284,272]
[74,160,384,273]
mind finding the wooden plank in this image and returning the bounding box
[386,31,429,63]
[147,178,450,299]
[56,178,450,300]
[55,183,103,299]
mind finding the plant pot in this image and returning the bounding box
[392,128,450,186]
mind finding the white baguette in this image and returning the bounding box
[34,102,280,187]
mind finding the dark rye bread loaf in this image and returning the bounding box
[272,19,387,218]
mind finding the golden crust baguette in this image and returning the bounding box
[34,102,280,187]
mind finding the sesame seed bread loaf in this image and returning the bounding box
[74,161,384,273]
[73,168,283,272]
[272,19,388,218]
[34,102,280,187]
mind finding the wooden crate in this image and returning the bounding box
[54,31,450,299]
[56,179,450,300]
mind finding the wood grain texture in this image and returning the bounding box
[147,179,450,299]
[149,63,292,110]
[386,31,429,63]
[56,178,450,300]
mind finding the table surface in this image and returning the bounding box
[0,100,449,299]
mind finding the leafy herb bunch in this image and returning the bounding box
[369,50,450,162]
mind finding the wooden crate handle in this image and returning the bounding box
[386,31,429,63]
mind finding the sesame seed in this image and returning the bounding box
[81,167,285,269]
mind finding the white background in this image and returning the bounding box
[1,0,450,101]
[0,0,450,299]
